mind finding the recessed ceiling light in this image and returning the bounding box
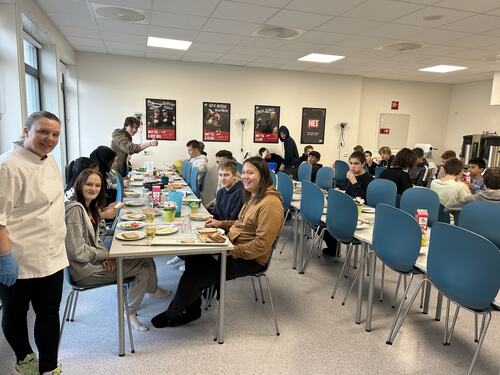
[298,53,345,63]
[418,65,467,73]
[147,36,191,50]
[422,15,443,21]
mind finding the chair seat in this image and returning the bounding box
[71,276,135,291]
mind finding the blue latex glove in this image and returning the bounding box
[0,252,18,287]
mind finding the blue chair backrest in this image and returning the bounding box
[375,166,385,179]
[428,223,500,311]
[297,162,312,182]
[236,162,243,174]
[325,189,358,244]
[300,181,324,227]
[185,162,193,186]
[459,201,500,248]
[270,170,277,187]
[181,160,189,179]
[114,170,124,202]
[373,204,421,273]
[190,166,199,197]
[315,166,334,190]
[366,179,397,207]
[438,204,450,224]
[334,160,349,187]
[400,187,440,227]
[277,172,293,211]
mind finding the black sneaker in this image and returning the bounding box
[322,247,338,257]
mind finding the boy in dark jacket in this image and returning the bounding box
[308,151,323,183]
[279,125,300,178]
[212,160,244,221]
[409,147,429,186]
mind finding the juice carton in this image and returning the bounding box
[416,209,428,246]
[152,185,161,208]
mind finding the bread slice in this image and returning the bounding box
[122,232,139,240]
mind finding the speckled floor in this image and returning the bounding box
[1,228,499,374]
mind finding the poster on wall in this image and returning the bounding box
[145,98,176,140]
[254,105,280,143]
[202,102,231,142]
[300,107,326,144]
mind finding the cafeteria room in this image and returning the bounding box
[1,0,500,374]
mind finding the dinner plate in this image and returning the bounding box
[356,222,369,230]
[130,175,144,181]
[196,228,224,234]
[121,213,146,221]
[125,200,145,207]
[117,221,145,230]
[124,190,140,197]
[139,207,162,216]
[189,213,213,221]
[115,231,146,241]
[129,181,143,187]
[362,207,376,214]
[155,225,178,235]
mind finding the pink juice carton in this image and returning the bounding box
[416,209,428,246]
[152,185,161,208]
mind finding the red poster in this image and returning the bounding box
[145,98,176,140]
[391,101,399,110]
[254,105,280,143]
[379,128,390,134]
[202,102,230,142]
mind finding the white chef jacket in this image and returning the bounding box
[0,142,68,279]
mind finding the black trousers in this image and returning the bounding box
[323,230,338,250]
[167,255,265,317]
[0,269,63,373]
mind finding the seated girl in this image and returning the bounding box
[323,151,374,256]
[151,157,284,328]
[64,169,170,331]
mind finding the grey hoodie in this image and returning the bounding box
[464,189,500,204]
[64,200,108,282]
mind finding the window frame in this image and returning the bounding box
[23,32,42,114]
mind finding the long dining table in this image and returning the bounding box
[109,170,233,356]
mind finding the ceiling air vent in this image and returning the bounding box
[91,3,146,23]
[252,26,304,40]
[379,42,424,53]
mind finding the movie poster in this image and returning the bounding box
[145,98,176,140]
[301,107,326,144]
[202,102,230,142]
[254,105,280,143]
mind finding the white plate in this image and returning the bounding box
[125,200,145,207]
[356,222,369,230]
[129,181,143,187]
[130,175,144,181]
[117,221,145,230]
[121,213,146,221]
[124,191,140,197]
[362,207,376,214]
[115,231,146,241]
[155,225,179,235]
[189,213,213,221]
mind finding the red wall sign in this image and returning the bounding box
[379,128,390,134]
[391,101,399,110]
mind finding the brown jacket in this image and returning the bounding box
[220,187,284,266]
[110,128,142,176]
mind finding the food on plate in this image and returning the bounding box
[122,232,139,240]
[114,202,125,209]
[119,221,144,229]
[189,213,212,221]
[125,200,144,206]
[196,228,218,234]
[167,182,184,190]
[155,225,178,235]
[122,213,146,220]
[198,232,226,244]
[139,207,162,216]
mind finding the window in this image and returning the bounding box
[23,35,41,115]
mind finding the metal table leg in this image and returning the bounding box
[117,257,125,356]
[355,243,367,324]
[365,250,377,332]
[217,250,227,344]
[423,280,431,314]
[293,211,299,269]
[435,292,443,321]
[299,218,305,274]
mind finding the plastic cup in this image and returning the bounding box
[357,204,363,218]
[163,208,176,223]
[189,199,201,214]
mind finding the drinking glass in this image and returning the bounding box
[146,223,156,242]
[146,211,155,224]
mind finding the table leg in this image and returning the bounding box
[293,211,299,269]
[435,292,443,321]
[423,280,431,314]
[365,250,377,332]
[355,244,366,324]
[217,250,227,344]
[117,257,125,356]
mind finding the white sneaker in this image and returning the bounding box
[166,256,183,265]
[128,313,149,331]
[178,264,185,272]
[147,288,172,299]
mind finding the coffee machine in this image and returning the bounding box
[480,135,500,168]
[461,134,482,165]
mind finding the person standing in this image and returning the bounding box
[110,116,158,177]
[278,126,300,177]
[0,111,68,374]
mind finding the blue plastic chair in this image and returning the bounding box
[327,189,362,298]
[181,160,189,179]
[459,201,500,248]
[400,187,440,227]
[299,181,325,273]
[114,170,124,202]
[190,166,199,197]
[297,163,312,183]
[315,166,334,190]
[334,160,349,189]
[387,223,500,375]
[276,172,294,254]
[236,162,243,174]
[270,170,277,188]
[375,166,385,179]
[366,179,397,207]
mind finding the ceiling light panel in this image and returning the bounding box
[298,53,345,63]
[147,36,192,50]
[418,64,467,73]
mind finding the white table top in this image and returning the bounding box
[109,173,233,259]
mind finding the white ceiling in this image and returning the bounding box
[35,0,500,83]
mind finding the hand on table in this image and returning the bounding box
[205,218,222,228]
[0,252,18,287]
[102,259,116,272]
[347,171,357,184]
[101,204,117,220]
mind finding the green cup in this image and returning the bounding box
[188,199,202,214]
[163,208,176,223]
[357,204,363,218]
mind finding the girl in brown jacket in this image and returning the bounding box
[152,157,284,328]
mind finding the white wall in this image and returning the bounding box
[445,80,500,154]
[358,78,451,160]
[76,52,364,202]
